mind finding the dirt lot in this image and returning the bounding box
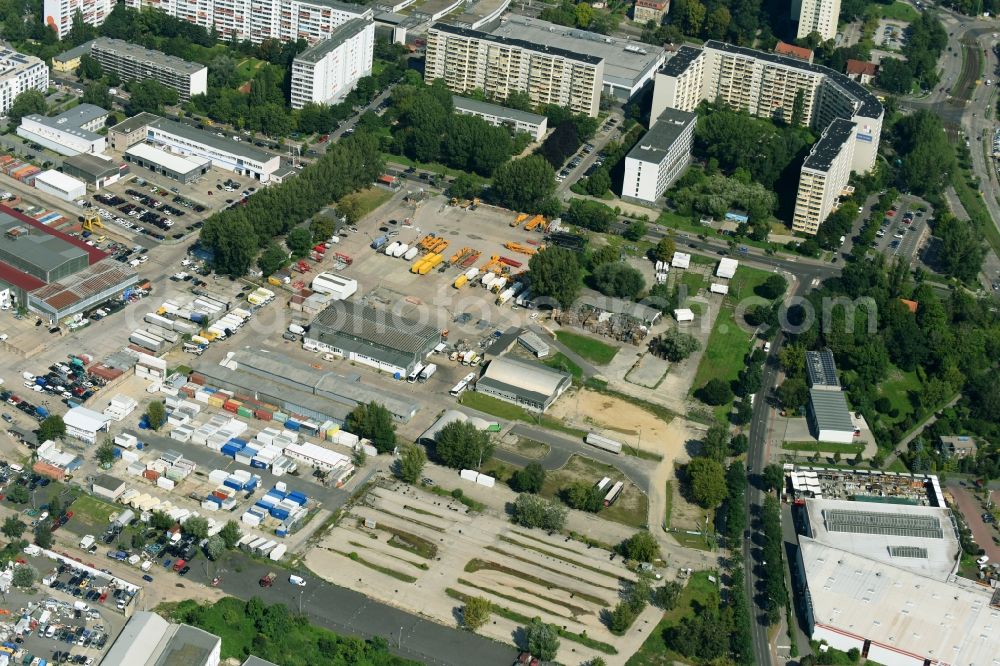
[305,481,649,665]
[538,454,648,529]
[948,484,1000,563]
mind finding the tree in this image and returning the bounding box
[591,262,645,299]
[698,378,733,405]
[462,597,491,631]
[700,424,730,462]
[204,534,225,560]
[7,90,46,125]
[762,463,785,492]
[511,494,567,530]
[687,457,727,509]
[623,220,647,242]
[528,246,582,308]
[448,173,480,201]
[257,243,287,276]
[12,564,37,588]
[6,485,28,504]
[776,377,809,410]
[286,227,312,257]
[509,462,546,493]
[96,438,116,467]
[77,53,104,80]
[875,57,914,94]
[310,216,337,243]
[82,81,112,109]
[150,511,175,531]
[126,79,179,115]
[584,169,611,197]
[48,497,61,521]
[654,236,676,263]
[219,520,242,549]
[37,415,66,442]
[524,618,560,661]
[560,481,603,512]
[653,581,683,609]
[563,199,615,232]
[618,530,659,562]
[490,155,556,212]
[397,444,426,483]
[182,516,210,541]
[934,214,986,283]
[729,433,748,456]
[735,363,762,397]
[146,401,167,430]
[732,397,753,425]
[433,421,493,469]
[34,523,52,549]
[2,516,26,540]
[757,274,788,300]
[650,328,700,362]
[345,402,397,454]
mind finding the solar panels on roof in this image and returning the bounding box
[824,509,944,539]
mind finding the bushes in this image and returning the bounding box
[590,262,645,299]
[511,494,567,530]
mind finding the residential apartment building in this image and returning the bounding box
[651,40,882,234]
[0,48,48,118]
[622,107,696,204]
[633,0,669,24]
[43,0,113,39]
[88,38,208,101]
[290,18,374,109]
[794,0,841,42]
[124,0,373,44]
[453,95,548,140]
[425,22,604,117]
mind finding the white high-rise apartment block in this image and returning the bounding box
[290,19,374,109]
[651,40,882,235]
[0,48,49,117]
[124,0,372,44]
[622,108,697,204]
[44,0,113,40]
[794,0,841,42]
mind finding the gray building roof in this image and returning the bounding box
[452,95,547,126]
[418,409,495,444]
[102,611,170,666]
[93,474,125,492]
[242,658,281,666]
[149,117,276,163]
[64,153,121,179]
[295,19,371,63]
[627,107,696,164]
[660,45,702,77]
[152,623,220,666]
[92,38,205,75]
[23,103,108,142]
[577,292,662,324]
[477,356,571,405]
[430,22,604,66]
[53,40,95,65]
[0,210,88,277]
[805,349,839,387]
[803,117,855,171]
[110,112,162,135]
[809,388,855,433]
[312,301,441,357]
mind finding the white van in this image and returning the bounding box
[288,574,306,586]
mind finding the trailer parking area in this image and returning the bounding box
[305,481,641,663]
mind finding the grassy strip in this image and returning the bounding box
[511,530,594,555]
[952,171,1000,258]
[427,485,485,512]
[467,556,614,602]
[332,549,418,583]
[445,588,618,655]
[377,507,445,532]
[783,441,864,455]
[626,572,718,665]
[663,481,673,530]
[459,391,588,437]
[363,522,438,559]
[347,541,429,570]
[458,577,590,618]
[543,352,584,380]
[498,535,621,580]
[554,330,620,364]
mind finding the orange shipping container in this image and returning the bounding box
[142,469,160,481]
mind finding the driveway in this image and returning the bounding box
[947,483,1000,563]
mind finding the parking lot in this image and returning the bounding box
[874,19,910,49]
[870,197,931,263]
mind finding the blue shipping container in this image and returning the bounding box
[266,490,286,501]
[223,478,242,490]
[270,508,290,520]
[283,419,301,431]
[113,448,122,459]
[220,445,242,457]
[204,496,221,505]
[245,476,260,491]
[229,438,248,447]
[276,528,288,537]
[250,458,268,469]
[255,501,272,512]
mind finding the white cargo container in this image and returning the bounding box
[392,243,408,258]
[384,241,401,256]
[403,246,419,261]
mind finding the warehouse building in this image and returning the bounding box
[125,143,212,183]
[88,38,208,100]
[17,104,109,156]
[107,112,161,152]
[92,474,127,501]
[795,537,1000,666]
[307,301,441,377]
[476,355,571,412]
[622,107,697,204]
[807,388,855,444]
[102,611,221,666]
[418,410,495,445]
[33,170,87,202]
[64,406,111,444]
[290,18,375,109]
[452,96,548,141]
[62,153,127,190]
[805,348,839,387]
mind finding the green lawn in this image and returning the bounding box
[70,494,118,529]
[338,187,393,220]
[538,455,649,529]
[878,366,920,424]
[542,351,583,379]
[873,1,919,21]
[235,57,265,82]
[626,571,719,665]
[690,306,749,396]
[458,391,587,437]
[555,330,619,365]
[679,271,705,296]
[783,441,864,455]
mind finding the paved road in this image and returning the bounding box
[508,423,652,486]
[881,394,961,467]
[945,482,1000,563]
[527,323,600,378]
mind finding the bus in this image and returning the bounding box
[449,372,477,396]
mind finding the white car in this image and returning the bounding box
[289,575,306,586]
[978,555,990,565]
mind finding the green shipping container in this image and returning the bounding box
[237,407,253,418]
[273,412,288,423]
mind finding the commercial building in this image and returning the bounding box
[290,19,375,109]
[805,348,839,387]
[795,537,1000,666]
[125,143,212,183]
[43,0,113,40]
[807,388,855,443]
[794,0,841,42]
[62,153,128,190]
[64,406,111,444]
[17,103,109,157]
[633,0,669,24]
[489,15,666,101]
[110,114,282,182]
[51,41,93,73]
[425,22,605,117]
[622,107,696,203]
[476,355,571,412]
[92,474,127,501]
[0,48,49,117]
[577,292,662,326]
[33,170,87,202]
[452,95,548,141]
[123,0,373,45]
[651,40,883,235]
[102,611,222,666]
[307,301,441,377]
[792,118,857,234]
[83,38,208,101]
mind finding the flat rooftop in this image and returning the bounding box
[92,38,206,75]
[627,107,696,164]
[22,104,108,142]
[809,388,855,433]
[430,22,603,66]
[803,117,856,172]
[149,117,277,163]
[659,44,702,77]
[799,537,1000,666]
[803,498,960,581]
[64,152,121,179]
[490,15,664,89]
[0,208,90,274]
[126,143,212,175]
[109,112,162,136]
[294,19,371,63]
[453,95,546,125]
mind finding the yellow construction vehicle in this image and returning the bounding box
[524,214,545,232]
[450,247,473,264]
[510,213,529,227]
[430,238,449,254]
[480,255,503,274]
[504,242,539,256]
[82,213,104,234]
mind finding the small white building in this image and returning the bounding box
[64,406,111,444]
[716,258,738,279]
[103,394,138,421]
[32,170,87,202]
[671,251,691,269]
[92,474,127,501]
[673,308,694,323]
[709,283,729,295]
[310,272,357,300]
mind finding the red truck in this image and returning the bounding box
[172,559,186,572]
[259,571,276,588]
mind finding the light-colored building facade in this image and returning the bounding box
[43,0,113,40]
[622,107,696,204]
[290,19,375,109]
[425,22,604,117]
[652,40,882,235]
[633,0,669,24]
[0,48,48,118]
[452,95,548,140]
[17,104,109,157]
[124,0,373,44]
[794,0,841,42]
[89,38,208,101]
